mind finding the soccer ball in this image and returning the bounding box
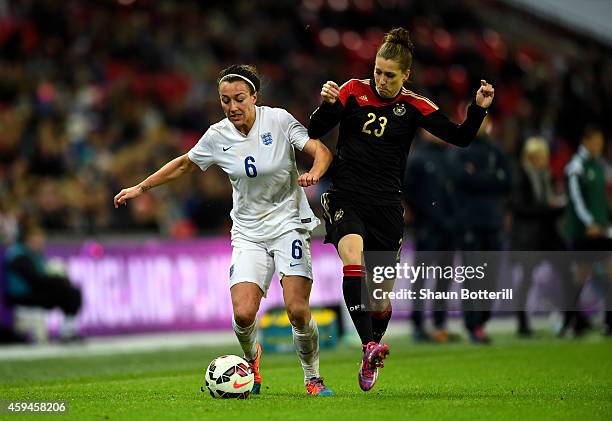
[202,355,254,399]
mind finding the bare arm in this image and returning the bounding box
[113,153,197,208]
[298,139,333,187]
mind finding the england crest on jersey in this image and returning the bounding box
[261,132,273,145]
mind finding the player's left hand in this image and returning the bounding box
[298,172,319,187]
[475,79,494,108]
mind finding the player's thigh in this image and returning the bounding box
[281,275,312,304]
[229,239,274,320]
[364,204,404,253]
[269,230,314,325]
[281,275,313,326]
[230,282,264,324]
[338,234,364,265]
[321,191,366,262]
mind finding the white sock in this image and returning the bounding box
[232,318,258,361]
[292,317,320,383]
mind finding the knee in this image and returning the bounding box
[233,305,258,327]
[340,247,362,265]
[338,236,363,265]
[286,303,310,328]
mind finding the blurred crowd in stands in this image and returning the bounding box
[1,0,611,241]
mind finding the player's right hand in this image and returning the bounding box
[298,172,319,187]
[321,81,339,104]
[113,185,142,208]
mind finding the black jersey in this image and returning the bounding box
[309,78,487,205]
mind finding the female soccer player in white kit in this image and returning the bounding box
[114,65,334,396]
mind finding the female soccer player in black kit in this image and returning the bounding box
[308,28,494,392]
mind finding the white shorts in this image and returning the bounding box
[230,229,313,296]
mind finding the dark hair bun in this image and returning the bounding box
[383,28,414,53]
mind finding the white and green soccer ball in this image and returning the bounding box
[202,355,254,399]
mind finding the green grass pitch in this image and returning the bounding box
[1,333,610,420]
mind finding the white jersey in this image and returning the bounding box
[187,106,319,241]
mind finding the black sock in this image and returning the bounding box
[343,265,373,345]
[372,303,392,343]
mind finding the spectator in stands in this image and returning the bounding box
[3,223,82,341]
[450,117,512,343]
[403,132,459,343]
[509,137,570,336]
[562,126,612,337]
[0,0,609,239]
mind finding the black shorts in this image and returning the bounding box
[320,190,404,252]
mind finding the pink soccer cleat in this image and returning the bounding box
[358,341,390,392]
